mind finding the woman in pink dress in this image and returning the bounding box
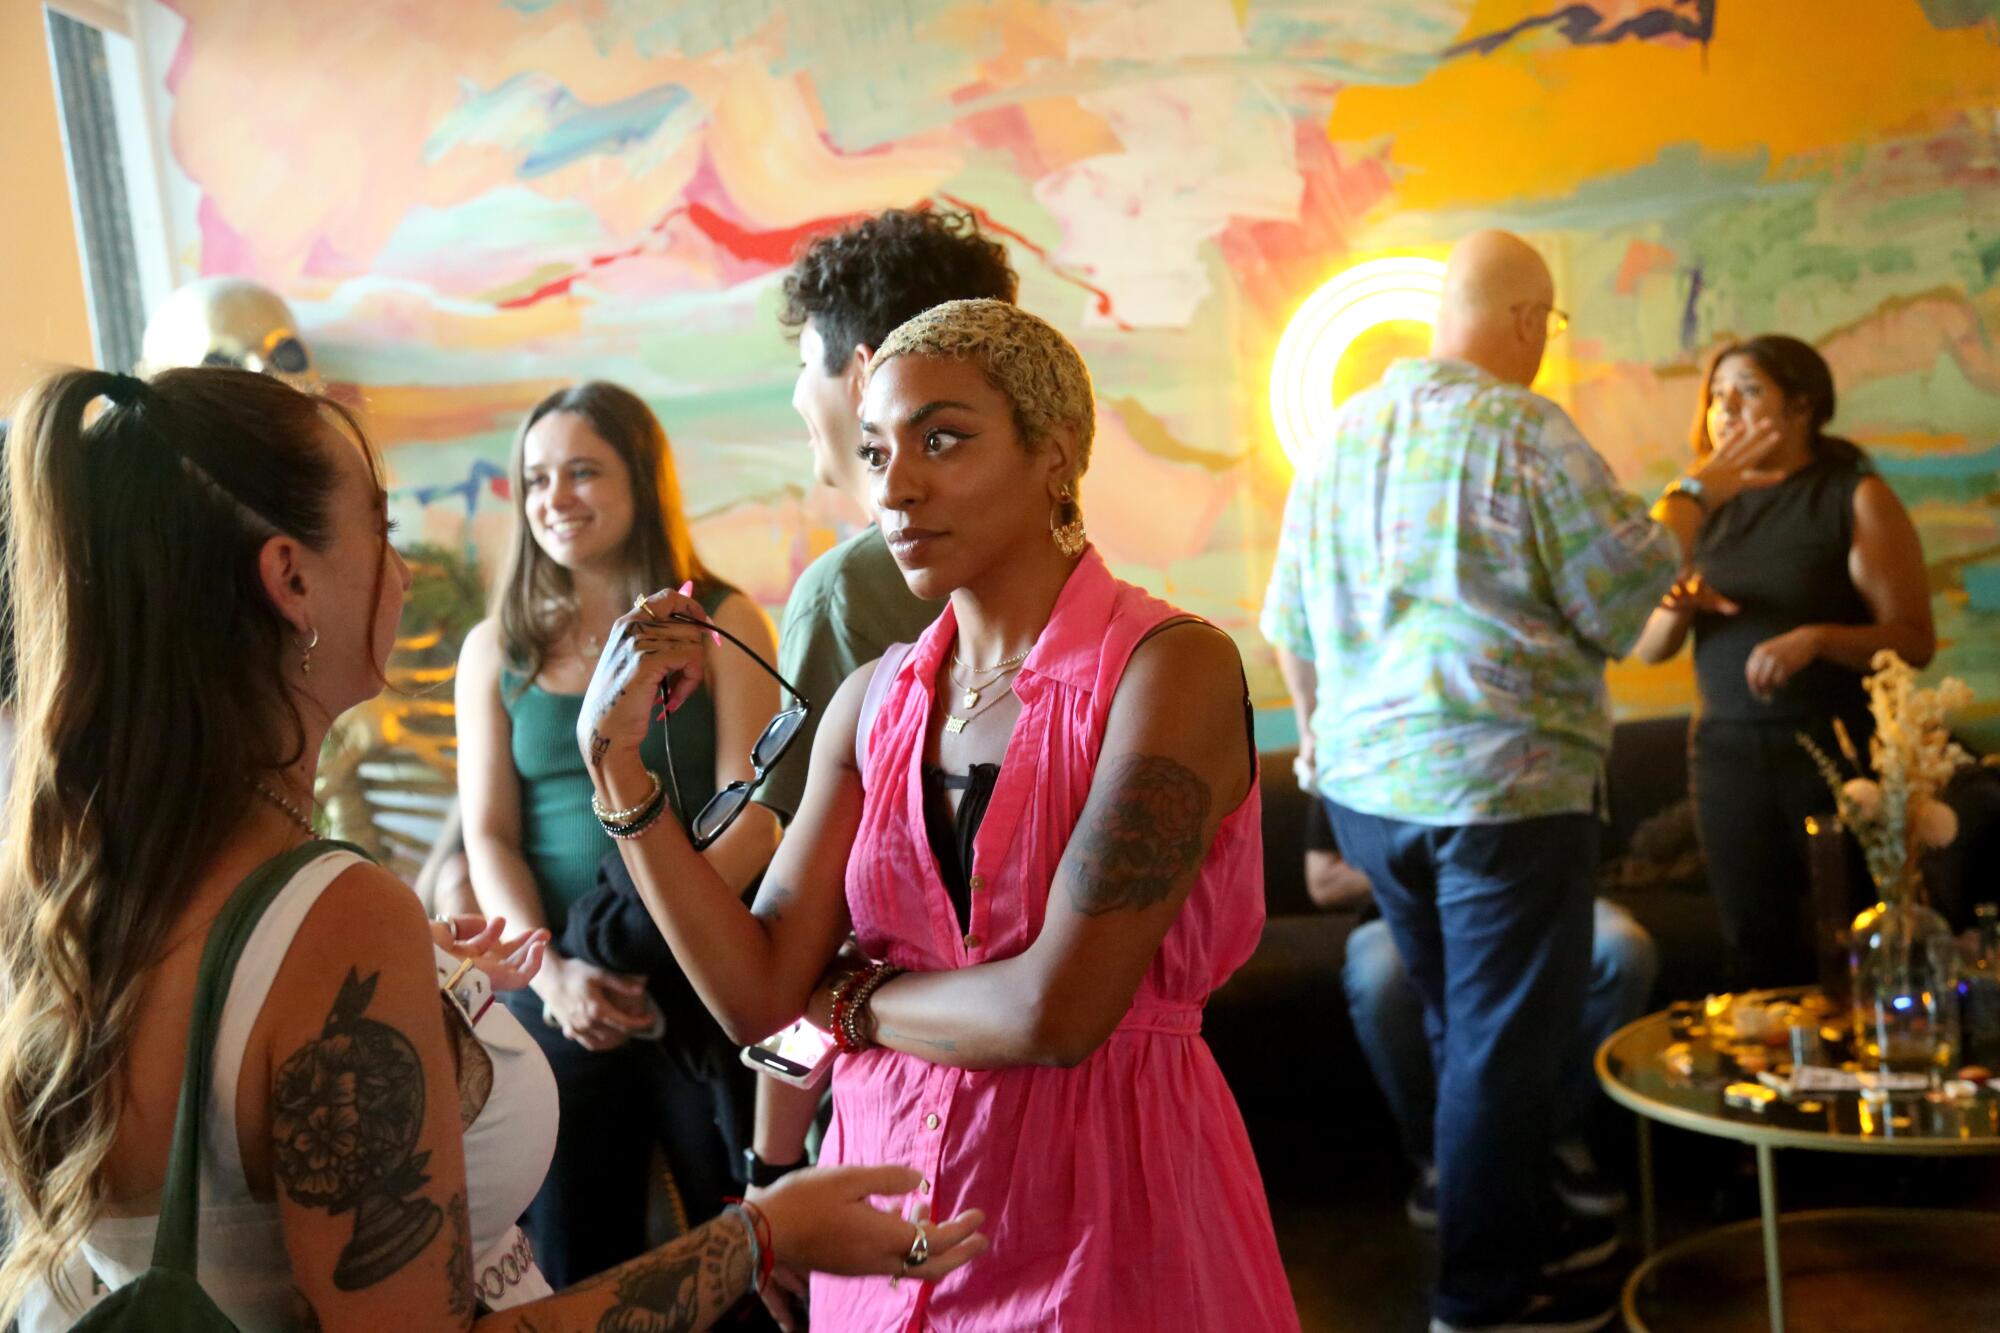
[576,299,1297,1331]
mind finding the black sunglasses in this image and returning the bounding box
[660,612,811,851]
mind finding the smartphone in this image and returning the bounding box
[741,1018,838,1089]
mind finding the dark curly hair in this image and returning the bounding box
[781,207,1018,374]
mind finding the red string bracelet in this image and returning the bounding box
[724,1196,777,1293]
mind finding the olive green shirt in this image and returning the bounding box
[755,524,942,820]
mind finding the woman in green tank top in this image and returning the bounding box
[455,382,782,1286]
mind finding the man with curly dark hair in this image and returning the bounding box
[740,213,1016,1313]
[754,208,1018,822]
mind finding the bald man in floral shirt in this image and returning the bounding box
[1262,232,1782,1333]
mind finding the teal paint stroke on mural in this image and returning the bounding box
[1844,357,2000,439]
[1965,564,2000,612]
[427,73,702,176]
[1920,0,2000,29]
[373,189,612,293]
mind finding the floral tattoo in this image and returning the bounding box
[1066,753,1211,916]
[271,968,442,1290]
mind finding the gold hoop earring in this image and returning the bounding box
[1050,486,1086,558]
[300,625,319,676]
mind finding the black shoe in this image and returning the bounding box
[1428,1283,1618,1333]
[1551,1140,1627,1217]
[1540,1211,1618,1276]
[1406,1162,1439,1230]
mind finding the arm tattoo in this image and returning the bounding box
[271,968,443,1291]
[445,1192,473,1318]
[441,996,495,1128]
[1065,754,1212,917]
[878,1023,958,1054]
[588,731,612,769]
[754,882,795,925]
[579,1216,753,1332]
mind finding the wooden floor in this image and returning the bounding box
[1262,1105,2000,1332]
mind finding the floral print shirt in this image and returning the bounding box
[1261,358,1678,824]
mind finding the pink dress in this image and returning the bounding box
[814,549,1299,1332]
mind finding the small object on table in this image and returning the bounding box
[1957,1064,1993,1082]
[1790,1024,1824,1068]
[1724,1082,1778,1113]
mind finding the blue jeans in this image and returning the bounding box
[1324,799,1600,1325]
[1344,900,1659,1165]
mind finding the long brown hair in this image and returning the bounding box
[0,366,370,1318]
[494,381,710,685]
[1691,334,1865,468]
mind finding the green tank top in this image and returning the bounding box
[500,582,728,931]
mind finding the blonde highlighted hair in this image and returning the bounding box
[872,298,1096,516]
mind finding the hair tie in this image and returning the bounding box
[101,374,149,407]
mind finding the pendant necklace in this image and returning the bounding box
[944,669,1020,734]
[949,645,1031,710]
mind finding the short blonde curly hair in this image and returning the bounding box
[871,299,1095,484]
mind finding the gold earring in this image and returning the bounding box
[1050,486,1086,558]
[301,625,319,676]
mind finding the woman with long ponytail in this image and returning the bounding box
[0,366,981,1331]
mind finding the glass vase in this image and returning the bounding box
[1850,864,1959,1080]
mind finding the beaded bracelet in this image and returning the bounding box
[836,962,904,1052]
[600,780,669,840]
[722,1197,777,1294]
[828,970,867,1055]
[590,769,662,826]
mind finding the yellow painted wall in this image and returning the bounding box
[1,0,93,399]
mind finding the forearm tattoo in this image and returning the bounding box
[445,1192,474,1318]
[271,968,443,1291]
[556,1215,753,1333]
[1066,754,1212,917]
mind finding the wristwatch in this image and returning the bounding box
[743,1148,806,1189]
[1658,475,1708,514]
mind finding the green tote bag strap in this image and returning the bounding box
[148,838,371,1277]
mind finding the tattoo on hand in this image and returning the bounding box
[589,731,611,769]
[1066,754,1211,917]
[590,1217,753,1332]
[271,968,443,1291]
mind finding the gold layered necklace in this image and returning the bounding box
[944,669,1019,734]
[949,646,1030,707]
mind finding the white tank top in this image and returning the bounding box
[20,850,560,1330]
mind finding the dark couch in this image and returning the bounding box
[1208,715,1729,1127]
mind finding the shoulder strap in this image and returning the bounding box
[151,839,371,1275]
[854,642,913,789]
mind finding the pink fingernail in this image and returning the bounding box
[678,579,695,596]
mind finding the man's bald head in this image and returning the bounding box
[1432,230,1558,386]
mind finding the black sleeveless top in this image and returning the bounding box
[1690,448,1874,723]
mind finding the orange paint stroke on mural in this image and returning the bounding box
[361,380,571,447]
[1327,0,2000,210]
[1085,405,1235,569]
[706,63,962,228]
[1614,238,1678,294]
[1817,289,2000,401]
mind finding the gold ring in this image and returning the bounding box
[632,593,652,616]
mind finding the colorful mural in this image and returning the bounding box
[134,0,2000,745]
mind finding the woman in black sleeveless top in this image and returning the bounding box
[1634,336,1933,985]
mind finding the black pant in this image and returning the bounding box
[504,991,754,1289]
[1690,714,1870,989]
